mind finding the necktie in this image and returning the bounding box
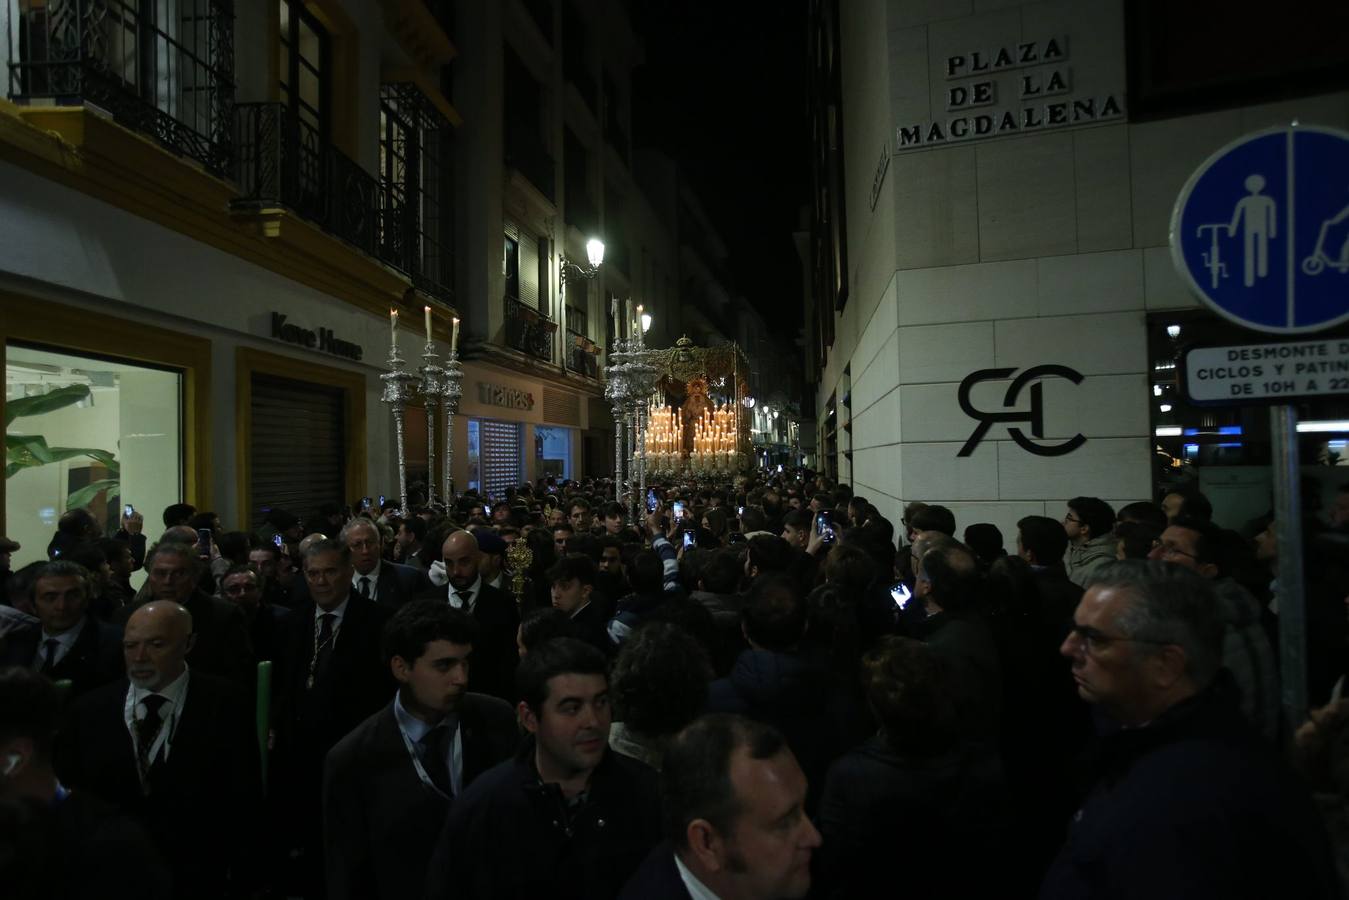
[358,576,371,599]
[135,694,169,784]
[421,723,453,797]
[38,638,61,674]
[309,613,338,688]
[455,590,473,612]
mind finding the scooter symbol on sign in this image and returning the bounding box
[1301,199,1349,275]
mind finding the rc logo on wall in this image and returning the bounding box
[957,365,1086,457]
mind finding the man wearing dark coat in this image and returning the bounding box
[424,638,660,900]
[0,560,123,697]
[323,600,517,900]
[271,539,393,899]
[56,601,262,900]
[1040,560,1337,899]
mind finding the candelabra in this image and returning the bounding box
[625,336,660,523]
[604,336,634,511]
[417,342,443,507]
[380,341,421,515]
[440,350,463,503]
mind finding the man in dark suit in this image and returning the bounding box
[323,600,518,900]
[271,538,394,899]
[0,560,123,697]
[620,715,820,900]
[219,564,291,662]
[289,519,430,610]
[114,542,255,689]
[55,601,263,900]
[0,666,171,899]
[546,553,611,654]
[428,530,520,701]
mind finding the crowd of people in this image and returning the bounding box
[2,472,1349,899]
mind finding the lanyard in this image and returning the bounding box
[123,683,185,773]
[395,712,461,800]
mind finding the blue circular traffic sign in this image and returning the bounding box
[1170,125,1349,334]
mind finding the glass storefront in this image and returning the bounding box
[5,344,183,567]
[1147,312,1349,533]
[534,425,572,481]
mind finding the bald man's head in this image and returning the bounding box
[441,530,481,591]
[124,602,195,691]
[161,525,199,545]
[298,533,329,555]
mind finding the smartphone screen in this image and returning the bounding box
[483,505,491,517]
[378,494,386,507]
[737,505,745,516]
[890,581,913,610]
[196,528,213,558]
[123,504,134,519]
[672,501,686,520]
[272,533,284,549]
[682,530,696,550]
[816,511,836,542]
[361,497,372,510]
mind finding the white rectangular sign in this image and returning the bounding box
[1185,338,1349,403]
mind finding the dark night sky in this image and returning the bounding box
[630,2,811,341]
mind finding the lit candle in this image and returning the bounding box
[424,306,433,343]
[451,317,460,354]
[390,308,399,348]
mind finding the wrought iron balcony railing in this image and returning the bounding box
[565,330,599,378]
[6,0,236,176]
[233,100,453,299]
[504,294,556,363]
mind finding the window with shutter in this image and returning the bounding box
[249,374,345,529]
[519,230,540,309]
[477,418,523,499]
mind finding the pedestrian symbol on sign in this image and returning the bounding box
[1171,125,1349,334]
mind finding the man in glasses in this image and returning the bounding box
[1062,497,1116,588]
[1043,560,1335,899]
[1147,517,1278,740]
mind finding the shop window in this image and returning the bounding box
[5,344,182,568]
[1147,312,1349,531]
[467,418,523,500]
[535,426,572,481]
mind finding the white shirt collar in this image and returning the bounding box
[448,575,483,612]
[40,616,87,659]
[674,853,723,900]
[315,596,350,627]
[353,563,381,595]
[124,665,191,765]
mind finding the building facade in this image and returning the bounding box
[0,0,692,566]
[809,0,1349,542]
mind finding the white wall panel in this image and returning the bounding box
[897,321,995,384]
[897,259,1037,326]
[1037,250,1143,317]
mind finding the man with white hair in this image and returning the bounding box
[289,518,430,610]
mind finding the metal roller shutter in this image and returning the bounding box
[480,419,522,500]
[250,373,345,529]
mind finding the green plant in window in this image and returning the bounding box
[5,384,121,509]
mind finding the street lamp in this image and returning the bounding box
[561,237,606,284]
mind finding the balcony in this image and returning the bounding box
[234,102,390,265]
[504,113,554,200]
[6,0,236,176]
[504,294,556,362]
[564,307,598,378]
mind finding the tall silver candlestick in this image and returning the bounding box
[441,350,463,503]
[418,342,443,507]
[380,341,421,516]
